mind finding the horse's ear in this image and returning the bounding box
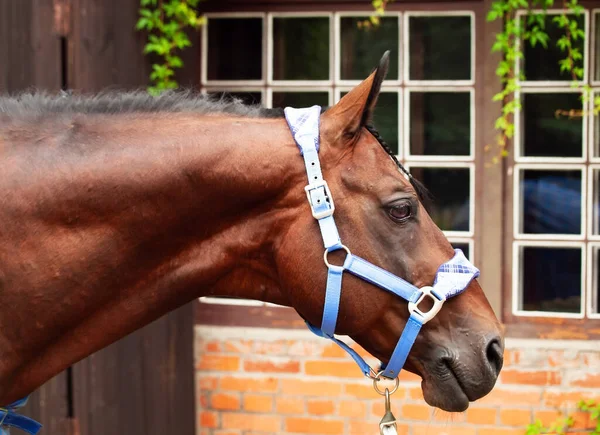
[321,51,390,144]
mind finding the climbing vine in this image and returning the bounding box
[525,399,600,435]
[371,0,600,164]
[136,0,205,95]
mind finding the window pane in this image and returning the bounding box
[408,16,471,81]
[451,242,470,260]
[273,17,330,80]
[341,91,399,154]
[519,246,581,314]
[340,17,399,80]
[520,169,582,235]
[207,18,263,81]
[272,92,329,109]
[594,94,600,157]
[522,93,583,158]
[522,14,585,82]
[409,92,470,156]
[409,167,470,232]
[592,169,600,235]
[207,91,262,106]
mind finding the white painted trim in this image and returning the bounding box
[404,162,475,237]
[511,240,586,319]
[512,164,586,240]
[447,237,474,262]
[267,12,333,85]
[587,243,600,318]
[515,9,590,87]
[403,11,475,85]
[334,12,402,86]
[514,89,587,163]
[403,88,475,161]
[201,13,267,86]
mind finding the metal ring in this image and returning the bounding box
[323,245,352,268]
[372,371,400,396]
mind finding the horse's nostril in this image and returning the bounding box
[485,337,504,376]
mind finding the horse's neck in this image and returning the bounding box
[0,112,302,404]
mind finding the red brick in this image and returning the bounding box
[398,370,420,382]
[220,376,278,393]
[412,424,476,435]
[339,400,366,418]
[571,373,600,388]
[276,397,304,415]
[305,360,364,378]
[204,340,221,352]
[243,394,273,412]
[401,404,431,420]
[214,431,239,435]
[197,355,240,371]
[534,410,564,427]
[500,409,532,426]
[432,409,466,423]
[503,349,521,366]
[198,376,218,390]
[466,407,497,425]
[224,340,252,353]
[479,388,543,406]
[500,369,561,386]
[286,417,344,434]
[409,386,424,401]
[543,390,599,407]
[211,393,240,411]
[253,340,287,355]
[307,399,335,416]
[221,413,281,432]
[349,421,409,435]
[344,383,380,399]
[287,340,320,356]
[478,429,525,435]
[244,358,300,373]
[280,379,342,397]
[199,411,218,429]
[321,343,348,358]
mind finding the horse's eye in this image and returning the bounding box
[389,203,412,222]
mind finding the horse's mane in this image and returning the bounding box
[0,89,429,202]
[0,89,284,118]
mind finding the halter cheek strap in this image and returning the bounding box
[284,105,480,379]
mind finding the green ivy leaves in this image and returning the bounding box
[136,0,205,95]
[526,400,600,435]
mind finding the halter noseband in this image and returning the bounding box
[284,105,480,380]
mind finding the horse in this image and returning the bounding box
[0,52,503,430]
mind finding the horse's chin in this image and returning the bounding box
[421,374,470,413]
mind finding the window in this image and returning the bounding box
[505,8,600,331]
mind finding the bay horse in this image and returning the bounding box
[0,52,503,428]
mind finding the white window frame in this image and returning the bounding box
[515,9,590,88]
[512,240,586,318]
[447,237,474,262]
[403,87,475,161]
[267,12,334,87]
[404,161,475,238]
[201,12,267,87]
[202,88,266,106]
[513,164,586,241]
[403,11,476,87]
[514,88,588,163]
[335,11,402,87]
[587,165,600,239]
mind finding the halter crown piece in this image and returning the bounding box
[284,105,480,379]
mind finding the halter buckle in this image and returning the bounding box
[408,286,445,324]
[305,180,335,220]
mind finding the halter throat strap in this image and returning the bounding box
[284,105,479,379]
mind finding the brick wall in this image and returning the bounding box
[195,326,600,435]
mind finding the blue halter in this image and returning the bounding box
[284,105,480,379]
[0,397,42,434]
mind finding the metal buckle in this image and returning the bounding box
[305,180,335,220]
[407,286,445,324]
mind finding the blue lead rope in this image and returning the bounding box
[284,105,480,379]
[0,397,42,435]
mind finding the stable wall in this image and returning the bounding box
[195,326,600,435]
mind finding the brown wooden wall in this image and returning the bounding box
[0,1,198,434]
